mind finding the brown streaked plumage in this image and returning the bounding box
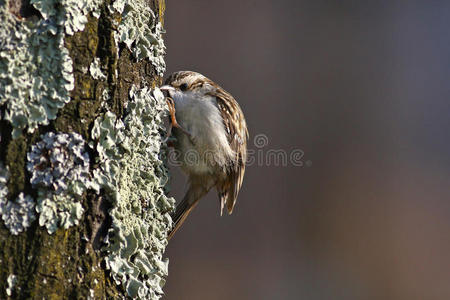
[161,71,248,240]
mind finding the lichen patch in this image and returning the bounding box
[0,162,36,235]
[0,0,102,138]
[113,0,166,76]
[92,86,174,299]
[27,132,92,234]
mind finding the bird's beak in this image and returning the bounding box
[160,85,175,97]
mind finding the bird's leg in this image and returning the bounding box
[165,97,191,142]
[164,97,176,141]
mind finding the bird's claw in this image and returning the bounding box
[165,97,192,140]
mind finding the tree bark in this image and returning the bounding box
[0,0,172,299]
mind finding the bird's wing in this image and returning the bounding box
[212,88,248,215]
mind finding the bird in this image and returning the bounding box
[160,71,248,240]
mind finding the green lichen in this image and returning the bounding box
[31,0,102,35]
[36,190,84,234]
[91,86,174,299]
[113,0,166,75]
[0,0,101,138]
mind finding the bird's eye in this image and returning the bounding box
[179,83,188,91]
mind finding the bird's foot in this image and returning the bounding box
[165,97,192,140]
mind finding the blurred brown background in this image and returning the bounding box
[162,1,450,299]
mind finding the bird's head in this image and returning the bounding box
[160,71,217,100]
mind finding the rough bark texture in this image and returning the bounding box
[0,0,168,298]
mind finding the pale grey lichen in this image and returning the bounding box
[100,88,111,110]
[6,274,17,296]
[114,0,166,75]
[27,132,92,234]
[0,162,36,235]
[36,190,84,234]
[31,0,102,35]
[27,132,91,195]
[0,0,101,138]
[92,86,174,299]
[0,162,8,201]
[0,193,36,235]
[89,57,106,80]
[87,288,95,300]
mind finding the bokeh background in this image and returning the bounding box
[162,1,450,299]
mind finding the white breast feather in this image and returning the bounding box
[172,91,233,175]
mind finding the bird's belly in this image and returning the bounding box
[173,102,231,176]
[173,126,220,176]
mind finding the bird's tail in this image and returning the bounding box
[168,184,207,240]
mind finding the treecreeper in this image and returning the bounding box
[161,71,248,239]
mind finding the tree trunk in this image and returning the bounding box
[0,0,173,299]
